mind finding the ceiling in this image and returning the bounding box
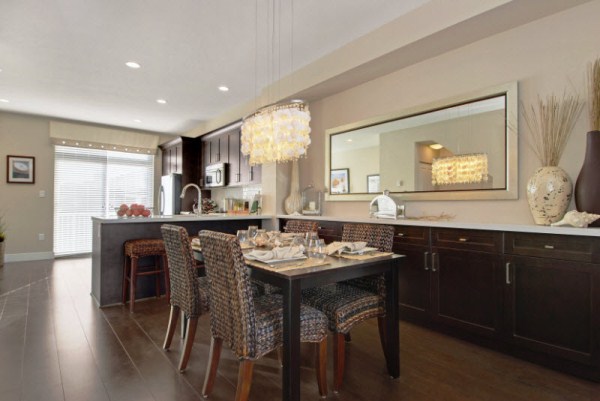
[0,0,429,135]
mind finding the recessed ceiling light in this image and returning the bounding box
[0,99,9,103]
[346,139,353,142]
[125,61,141,69]
[133,119,142,123]
[218,86,229,92]
[430,143,444,150]
[156,99,167,104]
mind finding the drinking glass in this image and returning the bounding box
[247,225,258,246]
[304,231,319,244]
[308,239,326,261]
[236,230,248,245]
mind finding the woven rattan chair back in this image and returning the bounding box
[342,223,394,295]
[161,224,203,318]
[284,220,318,233]
[199,230,258,359]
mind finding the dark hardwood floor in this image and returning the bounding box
[1,257,599,400]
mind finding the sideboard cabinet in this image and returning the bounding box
[278,218,600,381]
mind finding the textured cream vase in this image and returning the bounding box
[526,166,572,225]
[284,160,302,214]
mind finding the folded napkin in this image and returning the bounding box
[246,246,305,261]
[325,241,368,255]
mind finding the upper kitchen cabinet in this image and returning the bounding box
[201,122,261,187]
[160,137,201,210]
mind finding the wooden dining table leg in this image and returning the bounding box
[282,279,302,401]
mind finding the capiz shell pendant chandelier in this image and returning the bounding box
[241,100,311,165]
[431,153,489,185]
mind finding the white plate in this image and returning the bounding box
[341,247,378,255]
[246,254,307,264]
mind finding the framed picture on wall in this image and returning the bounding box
[7,155,35,184]
[367,174,380,193]
[330,168,349,194]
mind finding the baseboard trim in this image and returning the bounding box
[5,252,55,262]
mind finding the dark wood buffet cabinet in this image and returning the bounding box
[280,218,600,381]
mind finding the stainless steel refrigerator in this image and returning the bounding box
[159,173,182,216]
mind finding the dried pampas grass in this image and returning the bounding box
[588,58,600,131]
[522,93,583,167]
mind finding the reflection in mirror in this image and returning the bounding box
[326,82,517,201]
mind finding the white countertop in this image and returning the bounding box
[276,214,600,237]
[93,214,273,224]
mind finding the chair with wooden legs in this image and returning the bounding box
[160,224,210,372]
[122,238,170,313]
[301,223,395,392]
[198,230,328,401]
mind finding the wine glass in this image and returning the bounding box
[236,230,248,246]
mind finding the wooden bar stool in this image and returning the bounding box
[122,238,170,313]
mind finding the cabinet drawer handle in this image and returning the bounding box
[431,252,437,272]
[424,251,430,271]
[544,245,555,249]
[397,233,405,237]
[458,237,468,242]
[505,262,511,285]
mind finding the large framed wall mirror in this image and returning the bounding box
[325,82,518,201]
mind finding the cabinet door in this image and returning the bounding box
[173,143,182,174]
[209,137,220,163]
[240,153,261,184]
[432,248,503,337]
[505,255,600,365]
[394,243,432,321]
[228,130,241,185]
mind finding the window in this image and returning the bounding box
[54,146,154,256]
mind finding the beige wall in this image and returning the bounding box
[300,1,599,223]
[0,112,164,261]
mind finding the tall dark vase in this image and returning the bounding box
[575,130,600,227]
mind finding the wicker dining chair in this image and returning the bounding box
[283,219,319,234]
[198,230,328,401]
[160,224,210,372]
[301,223,394,392]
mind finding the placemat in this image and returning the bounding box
[334,251,394,260]
[245,258,330,272]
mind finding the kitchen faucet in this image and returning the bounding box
[180,183,202,215]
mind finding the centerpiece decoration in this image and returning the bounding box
[574,58,600,226]
[523,93,583,225]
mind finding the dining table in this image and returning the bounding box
[193,246,404,401]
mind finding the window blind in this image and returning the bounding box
[54,146,154,256]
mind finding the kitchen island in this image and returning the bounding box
[91,214,273,307]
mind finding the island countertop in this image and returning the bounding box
[93,214,273,224]
[276,214,600,237]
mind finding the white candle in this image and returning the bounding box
[309,201,316,210]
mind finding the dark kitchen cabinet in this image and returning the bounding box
[504,232,600,367]
[200,122,261,187]
[395,226,503,338]
[431,228,504,337]
[160,137,201,211]
[228,129,242,185]
[393,226,432,321]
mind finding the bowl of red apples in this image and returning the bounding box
[116,203,152,218]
